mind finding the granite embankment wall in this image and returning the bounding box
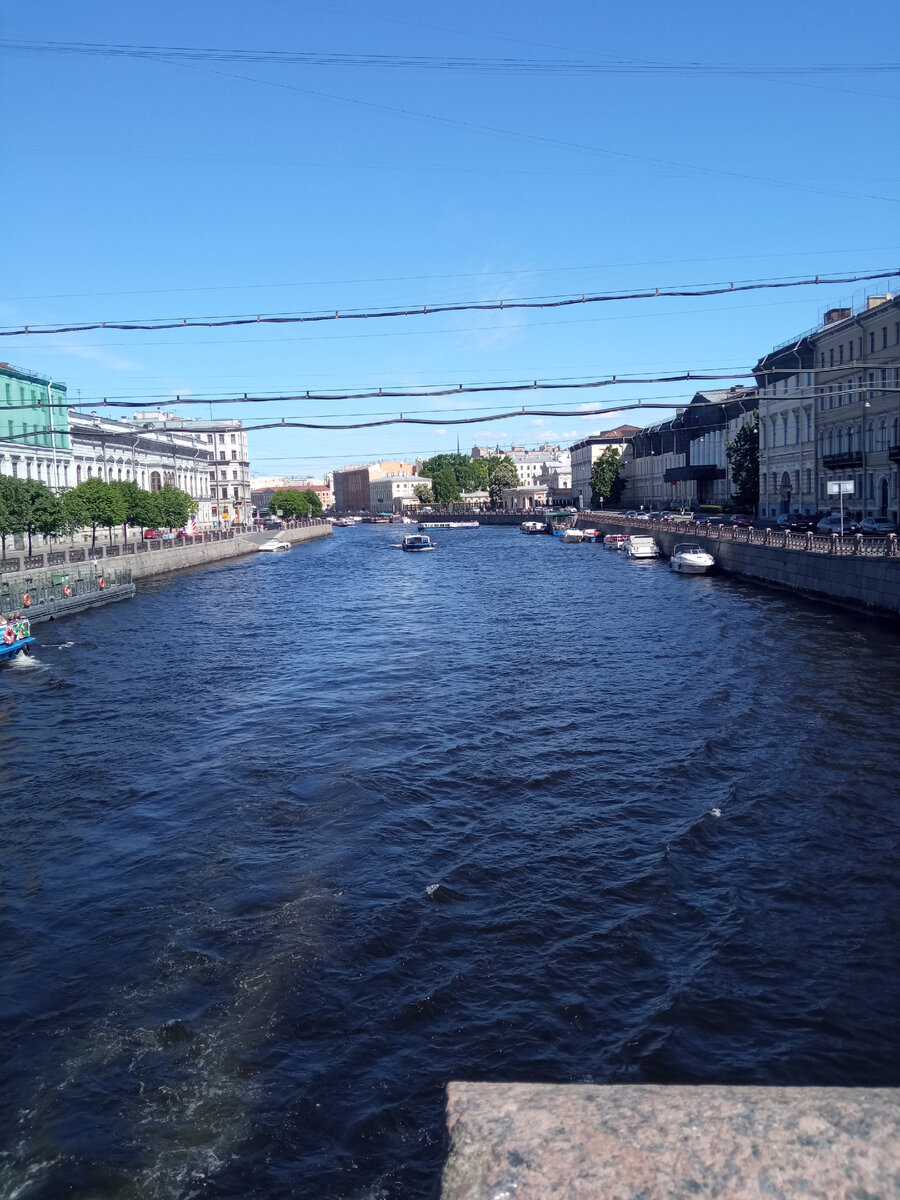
[590,515,900,619]
[0,520,331,623]
[126,521,330,579]
[440,1082,899,1200]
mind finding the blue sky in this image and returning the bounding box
[2,0,898,476]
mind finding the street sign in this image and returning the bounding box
[827,481,854,495]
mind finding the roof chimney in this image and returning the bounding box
[866,294,893,310]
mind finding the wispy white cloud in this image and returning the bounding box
[55,340,143,372]
[530,417,546,426]
[435,428,447,435]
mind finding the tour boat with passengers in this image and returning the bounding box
[0,617,35,663]
[521,521,544,534]
[603,533,628,549]
[418,521,479,530]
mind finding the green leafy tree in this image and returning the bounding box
[270,489,310,518]
[65,478,126,546]
[726,417,759,510]
[419,453,490,497]
[26,482,64,554]
[302,489,323,516]
[431,466,461,504]
[414,483,434,504]
[155,483,195,532]
[0,476,30,560]
[111,479,161,542]
[590,447,626,507]
[487,456,520,505]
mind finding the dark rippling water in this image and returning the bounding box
[2,524,900,1199]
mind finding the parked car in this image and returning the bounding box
[647,511,662,520]
[143,530,159,539]
[261,516,284,530]
[776,513,816,532]
[729,514,754,528]
[692,513,712,527]
[816,514,861,535]
[632,511,651,520]
[860,517,898,535]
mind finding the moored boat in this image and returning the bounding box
[257,538,291,552]
[520,521,544,534]
[0,617,35,663]
[603,533,627,549]
[581,528,602,542]
[669,543,716,574]
[625,535,660,559]
[561,527,583,543]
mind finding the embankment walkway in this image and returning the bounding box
[0,519,331,622]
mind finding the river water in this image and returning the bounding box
[2,524,899,1199]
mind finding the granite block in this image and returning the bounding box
[441,1083,900,1200]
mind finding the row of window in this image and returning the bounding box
[760,467,900,501]
[819,321,900,369]
[818,417,898,455]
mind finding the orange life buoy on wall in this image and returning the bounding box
[22,592,31,608]
[3,627,15,645]
[98,577,106,590]
[62,585,72,597]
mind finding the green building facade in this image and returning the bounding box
[0,361,72,489]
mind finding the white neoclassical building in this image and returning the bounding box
[68,411,216,526]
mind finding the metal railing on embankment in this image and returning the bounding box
[579,512,900,560]
[0,563,135,623]
[0,519,329,576]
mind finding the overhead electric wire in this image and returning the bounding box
[3,40,898,78]
[2,268,897,338]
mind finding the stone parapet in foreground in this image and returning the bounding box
[440,1083,899,1200]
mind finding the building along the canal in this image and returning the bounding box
[569,427,639,510]
[68,411,217,526]
[0,361,72,489]
[755,292,900,522]
[624,389,757,511]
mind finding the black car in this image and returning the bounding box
[777,513,817,532]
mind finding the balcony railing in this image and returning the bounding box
[822,451,863,469]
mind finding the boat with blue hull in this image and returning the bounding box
[0,618,35,663]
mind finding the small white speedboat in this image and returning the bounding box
[669,543,715,574]
[561,527,583,543]
[625,535,660,559]
[258,538,291,552]
[521,521,544,534]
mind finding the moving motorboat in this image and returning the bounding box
[0,618,35,663]
[669,543,715,574]
[625,535,660,559]
[401,534,436,552]
[258,538,291,552]
[332,517,355,526]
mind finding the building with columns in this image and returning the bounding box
[68,412,216,526]
[624,389,757,511]
[0,361,72,489]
